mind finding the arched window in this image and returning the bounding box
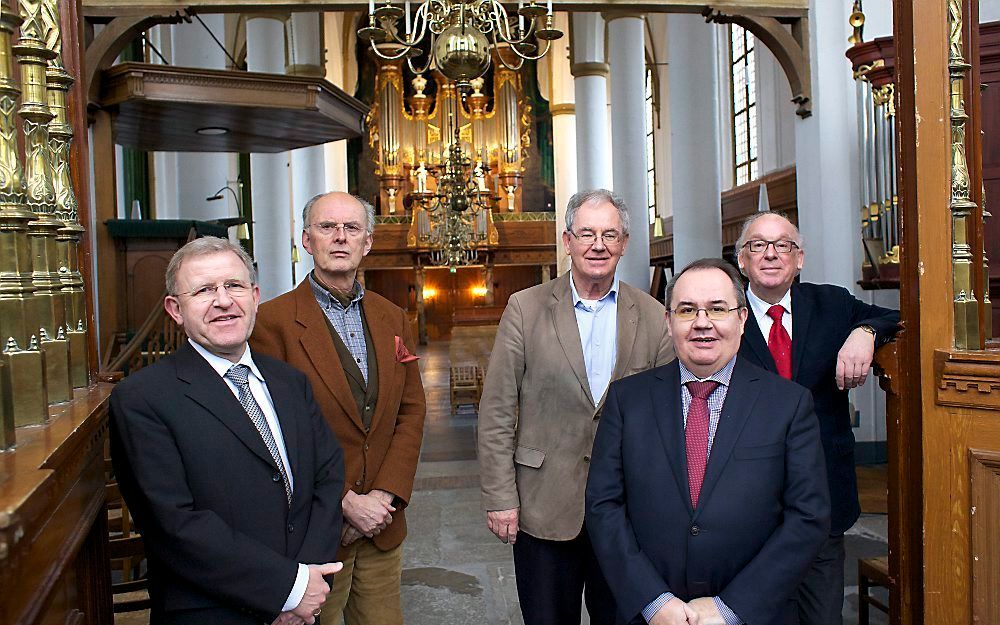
[730,25,759,185]
[645,65,657,224]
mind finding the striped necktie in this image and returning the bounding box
[225,364,292,506]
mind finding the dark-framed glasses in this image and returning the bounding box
[670,305,741,321]
[181,280,252,302]
[742,239,799,254]
[571,229,624,245]
[309,221,366,237]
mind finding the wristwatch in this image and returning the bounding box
[857,324,876,339]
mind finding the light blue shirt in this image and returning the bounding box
[568,271,619,404]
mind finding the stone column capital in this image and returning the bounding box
[571,61,609,78]
[550,103,576,116]
[603,12,646,23]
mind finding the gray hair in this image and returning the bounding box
[165,236,257,295]
[734,212,804,255]
[302,192,376,235]
[665,257,747,310]
[565,189,631,236]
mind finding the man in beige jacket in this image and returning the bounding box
[478,189,674,625]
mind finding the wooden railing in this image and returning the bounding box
[100,293,184,377]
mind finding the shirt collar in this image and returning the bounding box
[569,270,619,308]
[188,338,265,383]
[746,285,792,320]
[309,271,365,308]
[679,354,738,388]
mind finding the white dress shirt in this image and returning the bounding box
[746,287,792,342]
[187,339,308,613]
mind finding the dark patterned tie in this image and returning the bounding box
[225,364,292,506]
[766,304,793,379]
[685,380,719,508]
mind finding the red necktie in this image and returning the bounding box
[766,305,792,379]
[685,380,719,508]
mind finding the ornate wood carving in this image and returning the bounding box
[934,348,1000,409]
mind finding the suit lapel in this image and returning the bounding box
[175,343,278,472]
[694,358,760,520]
[790,282,812,380]
[610,286,638,383]
[652,362,693,516]
[742,307,777,374]
[294,281,365,430]
[364,298,396,433]
[550,275,595,407]
[255,355,300,496]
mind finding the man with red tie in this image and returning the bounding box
[586,257,830,625]
[735,213,899,625]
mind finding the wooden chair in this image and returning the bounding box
[858,556,890,624]
[106,457,151,613]
[450,363,482,412]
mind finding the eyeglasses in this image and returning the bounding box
[179,280,253,302]
[570,229,624,245]
[308,221,366,238]
[670,305,741,321]
[742,239,800,254]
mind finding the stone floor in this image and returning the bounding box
[398,341,890,625]
[115,340,890,625]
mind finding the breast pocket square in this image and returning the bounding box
[395,335,419,363]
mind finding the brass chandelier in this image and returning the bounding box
[358,0,564,84]
[411,120,499,266]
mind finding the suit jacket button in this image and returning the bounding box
[355,480,362,486]
[690,525,700,536]
[583,455,591,463]
[287,523,295,533]
[272,473,281,482]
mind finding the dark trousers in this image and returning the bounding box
[797,533,846,625]
[512,527,616,625]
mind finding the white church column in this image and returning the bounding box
[323,12,351,195]
[571,13,611,192]
[247,15,294,301]
[546,13,577,275]
[607,13,651,289]
[794,0,859,290]
[287,12,326,280]
[668,14,723,271]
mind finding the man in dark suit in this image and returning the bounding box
[586,257,830,625]
[111,236,345,625]
[735,213,899,625]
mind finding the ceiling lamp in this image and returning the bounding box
[358,0,563,84]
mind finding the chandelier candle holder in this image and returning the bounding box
[359,0,563,86]
[407,120,499,266]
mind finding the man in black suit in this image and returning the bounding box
[586,257,830,625]
[735,213,899,625]
[111,237,345,625]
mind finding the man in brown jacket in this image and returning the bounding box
[252,192,426,625]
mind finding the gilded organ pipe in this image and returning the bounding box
[0,8,47,433]
[948,0,980,349]
[15,0,71,400]
[41,0,86,387]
